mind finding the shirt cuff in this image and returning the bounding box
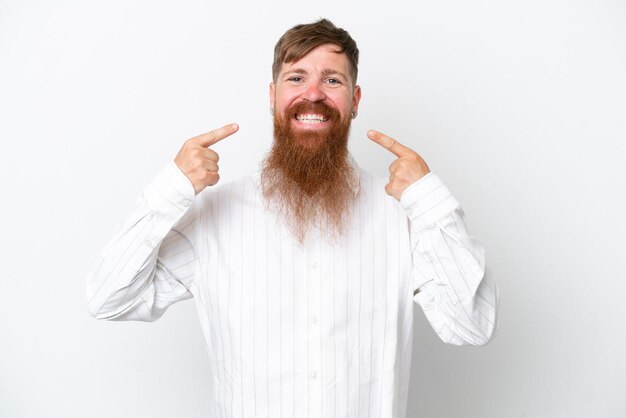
[141,161,196,220]
[400,173,461,231]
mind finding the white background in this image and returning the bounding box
[1,0,625,417]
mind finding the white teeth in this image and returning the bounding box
[296,114,328,123]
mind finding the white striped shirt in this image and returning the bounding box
[86,159,498,418]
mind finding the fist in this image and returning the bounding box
[174,124,239,195]
[367,130,430,200]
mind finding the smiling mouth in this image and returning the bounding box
[295,113,329,124]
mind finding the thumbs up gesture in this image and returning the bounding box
[367,130,431,201]
[174,123,239,195]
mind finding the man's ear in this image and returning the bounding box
[269,82,276,113]
[352,85,362,115]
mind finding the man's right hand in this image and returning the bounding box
[174,123,239,195]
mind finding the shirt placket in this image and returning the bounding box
[307,237,322,418]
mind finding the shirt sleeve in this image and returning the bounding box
[86,161,199,322]
[401,173,499,346]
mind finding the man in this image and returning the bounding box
[87,18,497,418]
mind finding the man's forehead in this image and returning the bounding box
[279,44,350,75]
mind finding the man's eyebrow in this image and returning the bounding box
[283,68,308,76]
[320,68,348,80]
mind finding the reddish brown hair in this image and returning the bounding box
[272,18,359,85]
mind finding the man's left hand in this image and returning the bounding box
[368,130,431,201]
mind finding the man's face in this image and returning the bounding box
[270,43,361,148]
[262,43,362,242]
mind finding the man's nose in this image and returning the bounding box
[301,82,326,102]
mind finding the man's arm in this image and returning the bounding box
[368,129,498,345]
[401,174,498,345]
[85,162,198,321]
[86,123,239,321]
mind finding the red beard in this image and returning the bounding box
[261,101,358,242]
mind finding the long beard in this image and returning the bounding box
[261,101,358,243]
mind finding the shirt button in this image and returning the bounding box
[181,199,192,207]
[310,371,318,380]
[311,316,319,325]
[146,238,158,248]
[311,262,319,270]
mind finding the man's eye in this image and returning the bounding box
[288,76,302,82]
[326,78,341,85]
